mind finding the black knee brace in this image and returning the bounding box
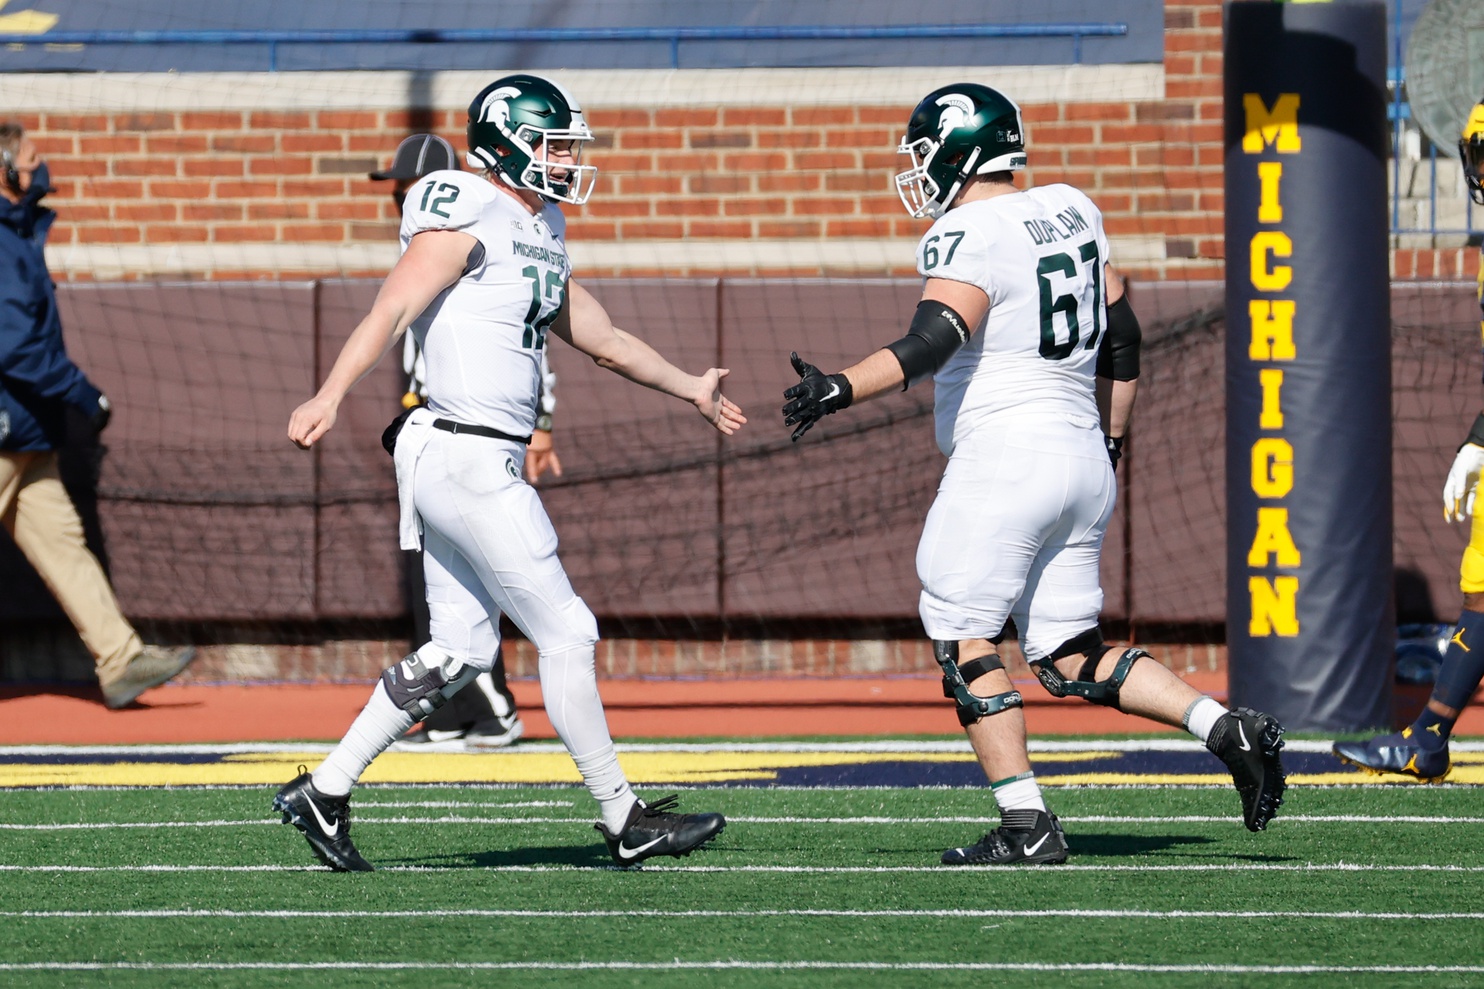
[935,640,1023,727]
[381,652,468,719]
[1028,628,1148,710]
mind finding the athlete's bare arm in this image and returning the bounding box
[553,279,747,435]
[840,277,991,405]
[288,229,478,449]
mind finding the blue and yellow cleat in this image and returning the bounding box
[1333,728,1452,783]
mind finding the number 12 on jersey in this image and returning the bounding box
[1037,241,1102,361]
[522,265,565,351]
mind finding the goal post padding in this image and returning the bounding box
[1225,0,1393,731]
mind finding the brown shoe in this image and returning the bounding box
[100,645,197,709]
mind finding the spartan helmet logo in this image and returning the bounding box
[934,93,975,140]
[477,86,521,127]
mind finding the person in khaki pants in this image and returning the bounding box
[0,121,193,707]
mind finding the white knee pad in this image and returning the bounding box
[531,595,598,656]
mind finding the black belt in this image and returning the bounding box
[433,418,531,444]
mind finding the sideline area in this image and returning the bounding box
[2,671,1479,745]
[0,673,1238,744]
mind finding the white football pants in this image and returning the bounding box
[411,426,616,764]
[916,414,1115,662]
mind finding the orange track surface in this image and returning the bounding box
[2,673,1476,744]
[0,673,1210,744]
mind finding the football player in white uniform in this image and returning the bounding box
[370,132,529,750]
[275,74,744,871]
[783,83,1287,864]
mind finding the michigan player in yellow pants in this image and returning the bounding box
[1334,102,1484,782]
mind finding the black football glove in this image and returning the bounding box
[782,351,853,442]
[1106,433,1123,471]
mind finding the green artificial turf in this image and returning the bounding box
[0,783,1480,987]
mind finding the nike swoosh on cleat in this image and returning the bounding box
[617,835,669,860]
[1024,834,1050,856]
[1236,722,1251,752]
[305,796,339,838]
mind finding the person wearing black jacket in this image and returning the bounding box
[0,122,193,707]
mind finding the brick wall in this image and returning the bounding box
[7,3,1459,285]
[0,3,1225,284]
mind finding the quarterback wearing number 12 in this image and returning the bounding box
[782,83,1288,864]
[277,74,744,871]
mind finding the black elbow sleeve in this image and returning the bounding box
[886,300,972,390]
[1097,294,1142,381]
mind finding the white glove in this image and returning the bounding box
[1444,443,1484,522]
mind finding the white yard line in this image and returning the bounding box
[7,908,1484,920]
[2,863,1482,874]
[4,813,1484,830]
[357,800,575,808]
[0,962,1481,974]
[2,739,1469,755]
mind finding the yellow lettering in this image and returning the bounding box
[1248,507,1302,567]
[1250,231,1293,292]
[1251,437,1294,497]
[1259,368,1284,429]
[1249,575,1300,636]
[1257,161,1283,223]
[1242,93,1301,153]
[1249,300,1297,360]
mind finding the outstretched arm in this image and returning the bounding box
[784,277,988,441]
[552,278,746,435]
[288,229,477,449]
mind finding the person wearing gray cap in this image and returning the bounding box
[368,133,556,749]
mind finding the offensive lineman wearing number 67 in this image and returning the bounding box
[275,74,745,871]
[782,83,1288,864]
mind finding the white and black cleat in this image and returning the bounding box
[272,767,374,872]
[941,808,1069,866]
[462,713,526,749]
[1207,707,1287,832]
[596,794,725,866]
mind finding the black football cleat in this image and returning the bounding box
[941,808,1069,866]
[1207,707,1287,831]
[1334,728,1451,783]
[272,768,374,872]
[596,794,725,866]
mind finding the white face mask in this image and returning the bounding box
[895,136,950,219]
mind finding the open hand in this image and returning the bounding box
[782,352,852,442]
[696,367,746,435]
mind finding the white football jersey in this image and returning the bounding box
[917,183,1110,455]
[399,169,569,436]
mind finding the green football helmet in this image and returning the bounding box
[466,73,597,205]
[894,83,1026,219]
